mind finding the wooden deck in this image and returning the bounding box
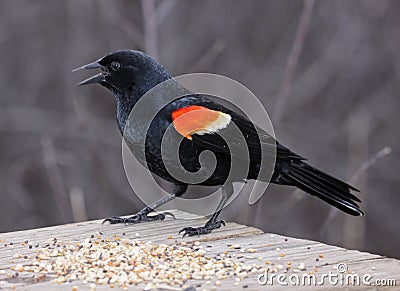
[0,210,399,290]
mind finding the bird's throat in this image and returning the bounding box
[116,95,136,134]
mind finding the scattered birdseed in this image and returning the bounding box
[318,254,324,258]
[247,248,257,253]
[298,263,306,271]
[9,236,264,288]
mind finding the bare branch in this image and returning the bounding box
[41,136,72,222]
[191,39,226,72]
[98,1,143,46]
[350,147,392,185]
[0,107,118,147]
[155,0,179,26]
[273,0,315,123]
[141,0,159,59]
[318,146,391,239]
[69,186,88,222]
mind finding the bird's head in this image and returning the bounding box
[73,50,172,98]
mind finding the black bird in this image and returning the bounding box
[74,50,363,237]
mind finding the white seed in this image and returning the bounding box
[298,263,306,271]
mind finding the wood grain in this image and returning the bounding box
[0,210,398,290]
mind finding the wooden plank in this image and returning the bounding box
[0,210,399,290]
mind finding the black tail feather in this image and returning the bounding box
[291,165,361,203]
[283,161,363,216]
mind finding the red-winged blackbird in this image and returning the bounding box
[74,50,363,237]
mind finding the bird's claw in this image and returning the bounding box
[102,211,175,225]
[179,220,225,237]
[161,211,176,219]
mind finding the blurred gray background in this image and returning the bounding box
[0,0,399,259]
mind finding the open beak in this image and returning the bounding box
[72,60,107,86]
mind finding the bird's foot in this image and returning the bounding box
[179,219,225,237]
[102,208,175,225]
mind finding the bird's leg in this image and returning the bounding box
[103,184,187,225]
[179,183,233,237]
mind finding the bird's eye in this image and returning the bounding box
[111,61,120,71]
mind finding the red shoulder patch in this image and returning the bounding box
[172,106,231,139]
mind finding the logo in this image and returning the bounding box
[122,73,276,217]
